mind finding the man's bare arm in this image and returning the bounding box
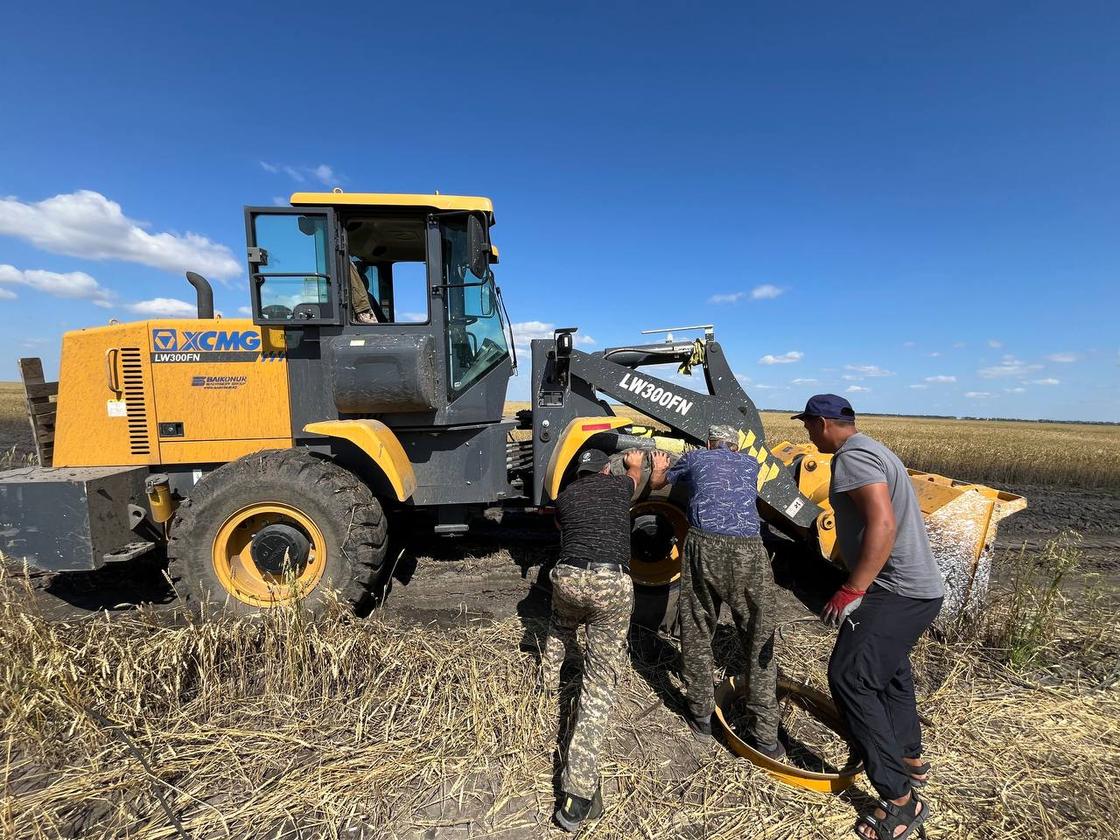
[843,482,897,591]
[647,450,671,490]
[623,450,644,490]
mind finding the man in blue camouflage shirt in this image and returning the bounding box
[650,424,782,757]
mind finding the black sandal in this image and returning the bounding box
[852,792,928,839]
[906,760,931,788]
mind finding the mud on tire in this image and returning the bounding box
[167,448,387,616]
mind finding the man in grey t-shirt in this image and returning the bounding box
[794,394,943,839]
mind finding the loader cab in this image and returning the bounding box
[244,193,514,432]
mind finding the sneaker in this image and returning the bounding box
[744,732,787,761]
[686,713,714,741]
[554,786,603,832]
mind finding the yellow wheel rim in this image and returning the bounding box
[714,675,863,793]
[211,503,327,607]
[629,500,688,586]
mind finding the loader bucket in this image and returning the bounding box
[771,441,1027,622]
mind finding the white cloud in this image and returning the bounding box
[0,190,241,280]
[510,321,595,359]
[987,339,1003,348]
[926,351,942,358]
[791,378,818,385]
[708,291,746,304]
[759,350,803,365]
[1045,352,1079,363]
[126,297,200,317]
[0,263,114,306]
[846,385,870,393]
[272,196,288,207]
[1028,377,1060,386]
[754,383,786,390]
[908,384,928,390]
[750,284,784,300]
[902,341,917,348]
[261,161,338,187]
[1005,387,1026,394]
[924,375,956,383]
[0,287,17,300]
[844,364,893,377]
[237,306,252,316]
[708,284,784,305]
[952,341,967,349]
[965,391,993,398]
[978,355,1042,379]
[735,373,752,385]
[841,375,862,381]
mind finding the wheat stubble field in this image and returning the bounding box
[2,386,1118,839]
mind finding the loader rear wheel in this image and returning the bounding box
[168,449,387,616]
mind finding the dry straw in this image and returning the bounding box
[2,561,1117,840]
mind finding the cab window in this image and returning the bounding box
[442,217,509,394]
[344,217,429,324]
[252,214,333,321]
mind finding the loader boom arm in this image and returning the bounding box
[537,338,822,535]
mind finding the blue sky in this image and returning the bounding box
[1,1,1117,421]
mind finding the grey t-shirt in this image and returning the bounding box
[829,433,945,599]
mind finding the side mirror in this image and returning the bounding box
[467,214,489,279]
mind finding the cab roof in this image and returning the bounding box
[290,191,494,220]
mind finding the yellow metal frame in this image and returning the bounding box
[771,440,1027,566]
[714,675,863,794]
[289,191,494,215]
[303,419,417,502]
[543,416,631,501]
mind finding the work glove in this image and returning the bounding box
[821,584,866,628]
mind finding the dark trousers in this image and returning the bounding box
[827,586,943,800]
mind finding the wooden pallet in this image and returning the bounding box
[19,358,58,468]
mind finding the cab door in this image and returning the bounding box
[244,207,342,326]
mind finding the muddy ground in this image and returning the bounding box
[14,481,1118,632]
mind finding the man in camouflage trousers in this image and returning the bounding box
[543,446,669,832]
[650,425,783,758]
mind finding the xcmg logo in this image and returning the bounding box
[152,329,261,352]
[151,328,264,364]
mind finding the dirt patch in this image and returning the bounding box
[997,485,1120,568]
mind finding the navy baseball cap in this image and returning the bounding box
[792,393,856,421]
[576,449,610,474]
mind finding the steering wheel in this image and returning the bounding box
[261,304,292,320]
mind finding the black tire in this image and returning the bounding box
[167,448,387,616]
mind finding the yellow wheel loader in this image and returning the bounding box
[0,192,1024,624]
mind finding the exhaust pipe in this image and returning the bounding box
[185,272,214,319]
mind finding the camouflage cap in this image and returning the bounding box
[708,425,739,446]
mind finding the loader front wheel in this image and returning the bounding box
[168,449,387,616]
[629,499,688,635]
